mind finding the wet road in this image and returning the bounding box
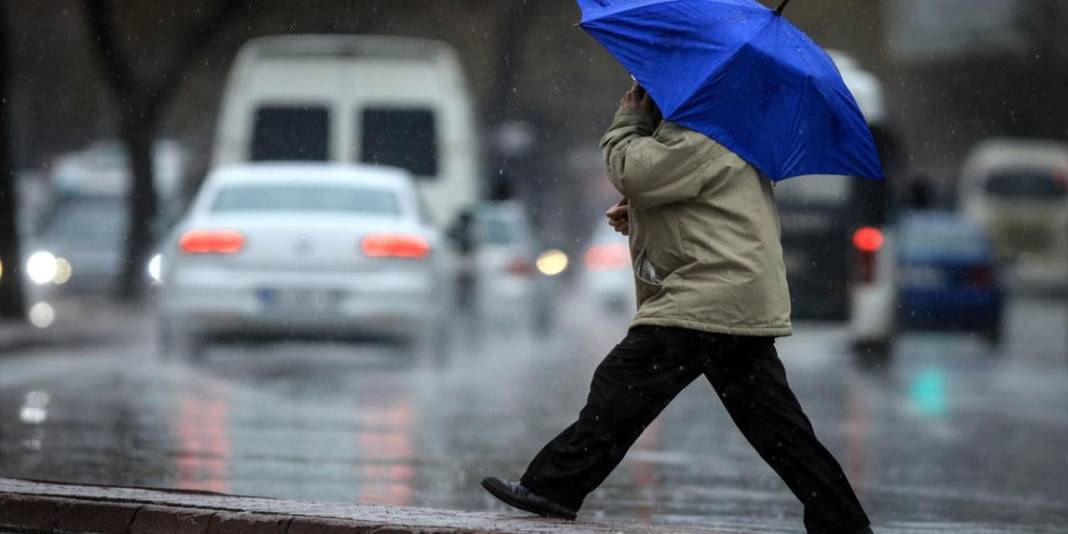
[1,293,1066,533]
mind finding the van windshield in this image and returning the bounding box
[251,106,331,161]
[44,196,126,248]
[359,107,438,177]
[985,169,1067,200]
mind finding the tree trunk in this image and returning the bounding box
[117,120,158,299]
[488,2,539,124]
[0,6,25,320]
[81,0,249,300]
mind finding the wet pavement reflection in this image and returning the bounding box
[1,294,1066,532]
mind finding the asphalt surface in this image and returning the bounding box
[1,291,1066,533]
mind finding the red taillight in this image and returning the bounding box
[361,233,430,259]
[507,259,535,276]
[1052,167,1067,190]
[584,243,631,272]
[852,227,882,284]
[967,266,994,287]
[852,227,884,253]
[179,230,245,254]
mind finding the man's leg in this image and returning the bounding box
[703,336,870,533]
[520,326,707,510]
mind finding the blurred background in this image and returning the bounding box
[0,1,1066,532]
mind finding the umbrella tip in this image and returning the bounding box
[774,0,792,15]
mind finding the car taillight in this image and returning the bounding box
[179,230,245,254]
[507,259,535,276]
[852,227,884,253]
[361,233,430,259]
[852,227,883,284]
[967,266,994,287]
[1052,167,1067,191]
[584,243,631,272]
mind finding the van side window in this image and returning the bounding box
[251,106,330,161]
[360,108,438,177]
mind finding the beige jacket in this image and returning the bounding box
[601,109,792,337]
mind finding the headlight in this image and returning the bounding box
[536,249,569,276]
[26,251,58,285]
[147,254,163,283]
[28,302,55,329]
[52,258,72,285]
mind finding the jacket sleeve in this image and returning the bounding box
[600,111,704,209]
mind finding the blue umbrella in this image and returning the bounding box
[578,0,885,181]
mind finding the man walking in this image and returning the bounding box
[481,85,872,534]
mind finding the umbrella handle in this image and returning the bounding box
[774,0,792,15]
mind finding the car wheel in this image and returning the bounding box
[981,323,1002,350]
[184,334,207,363]
[158,320,176,360]
[427,321,452,366]
[159,319,206,363]
[853,338,894,368]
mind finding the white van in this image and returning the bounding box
[960,138,1068,290]
[212,35,481,228]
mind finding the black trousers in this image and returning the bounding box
[520,326,870,533]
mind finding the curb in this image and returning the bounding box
[0,478,741,534]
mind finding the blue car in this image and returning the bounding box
[896,212,1005,345]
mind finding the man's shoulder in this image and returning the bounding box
[659,121,737,164]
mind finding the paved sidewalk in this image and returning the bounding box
[0,478,742,534]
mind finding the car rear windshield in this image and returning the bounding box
[985,169,1067,200]
[212,184,400,215]
[359,107,438,177]
[250,105,331,161]
[901,225,987,258]
[477,208,533,246]
[479,217,519,245]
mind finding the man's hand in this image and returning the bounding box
[619,84,654,115]
[606,198,630,236]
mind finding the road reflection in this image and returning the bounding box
[844,377,872,502]
[355,394,417,506]
[910,367,948,418]
[172,383,232,493]
[631,418,661,522]
[167,347,424,505]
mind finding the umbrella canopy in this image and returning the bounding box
[578,0,885,181]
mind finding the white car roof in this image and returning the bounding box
[961,138,1068,182]
[205,163,414,191]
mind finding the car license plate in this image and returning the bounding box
[258,288,341,313]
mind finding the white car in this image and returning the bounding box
[156,164,456,360]
[581,223,635,315]
[23,194,127,295]
[471,201,541,334]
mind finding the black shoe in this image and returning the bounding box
[480,477,578,521]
